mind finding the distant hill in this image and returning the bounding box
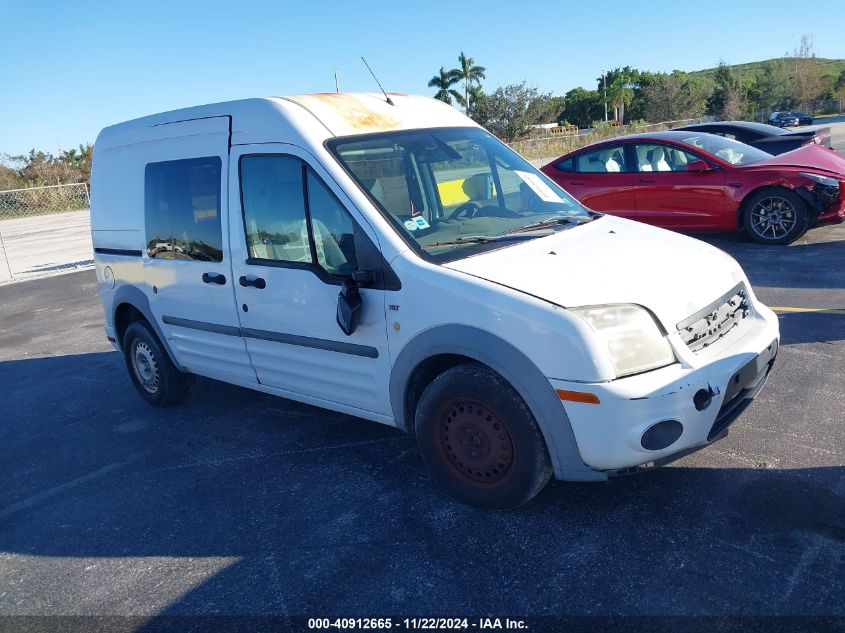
[688,57,845,85]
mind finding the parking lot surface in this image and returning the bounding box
[0,215,843,625]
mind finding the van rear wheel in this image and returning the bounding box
[415,364,552,510]
[123,321,192,406]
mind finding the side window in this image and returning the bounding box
[145,157,223,261]
[575,146,627,173]
[633,144,700,172]
[555,157,575,172]
[240,155,359,277]
[241,155,310,264]
[306,169,357,276]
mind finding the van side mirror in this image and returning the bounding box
[337,279,363,336]
[352,268,375,285]
[686,160,710,172]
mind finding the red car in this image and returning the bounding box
[541,131,845,244]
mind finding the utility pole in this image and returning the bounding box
[603,72,608,122]
[334,69,340,93]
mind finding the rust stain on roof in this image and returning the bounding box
[287,93,401,133]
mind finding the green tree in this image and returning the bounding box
[596,67,644,123]
[640,72,712,122]
[753,58,794,111]
[473,82,554,142]
[449,52,486,114]
[428,67,463,106]
[561,87,603,128]
[709,60,747,119]
[465,84,485,119]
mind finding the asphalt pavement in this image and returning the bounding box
[0,222,843,629]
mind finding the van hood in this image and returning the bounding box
[444,215,747,329]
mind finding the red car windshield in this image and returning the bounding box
[679,134,772,166]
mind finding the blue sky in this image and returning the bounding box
[2,0,843,156]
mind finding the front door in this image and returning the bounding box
[228,144,393,418]
[631,143,727,230]
[142,117,256,385]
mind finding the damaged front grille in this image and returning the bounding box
[677,284,750,353]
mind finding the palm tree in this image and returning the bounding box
[607,75,634,123]
[465,84,485,119]
[449,52,486,113]
[428,67,464,105]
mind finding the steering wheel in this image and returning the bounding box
[448,201,480,221]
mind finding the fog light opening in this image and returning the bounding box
[693,388,713,411]
[641,420,684,451]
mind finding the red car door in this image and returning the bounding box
[542,145,636,219]
[631,142,727,230]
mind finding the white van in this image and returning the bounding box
[91,93,779,509]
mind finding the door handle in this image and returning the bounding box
[239,275,266,289]
[202,272,227,285]
[569,181,585,186]
[638,178,656,183]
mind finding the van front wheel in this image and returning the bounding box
[123,321,192,406]
[415,364,552,510]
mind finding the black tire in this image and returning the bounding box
[122,321,192,406]
[742,188,809,245]
[415,364,552,510]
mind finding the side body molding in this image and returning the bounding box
[110,284,185,372]
[389,325,606,482]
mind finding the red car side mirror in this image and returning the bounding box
[686,160,710,172]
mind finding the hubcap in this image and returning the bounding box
[438,399,513,484]
[131,341,159,394]
[750,197,796,240]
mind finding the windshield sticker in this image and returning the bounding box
[403,219,419,231]
[412,216,430,229]
[514,170,565,204]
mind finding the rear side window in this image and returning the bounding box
[144,157,223,261]
[576,147,627,173]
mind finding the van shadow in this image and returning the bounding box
[0,353,843,618]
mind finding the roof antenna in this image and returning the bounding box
[361,57,394,105]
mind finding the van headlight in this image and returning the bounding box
[571,304,675,378]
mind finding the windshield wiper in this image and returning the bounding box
[503,215,592,235]
[425,229,555,248]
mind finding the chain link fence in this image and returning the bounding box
[0,183,93,283]
[0,182,90,220]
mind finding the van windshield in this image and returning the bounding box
[327,127,592,260]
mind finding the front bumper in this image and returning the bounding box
[550,308,779,472]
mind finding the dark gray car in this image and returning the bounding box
[674,121,829,155]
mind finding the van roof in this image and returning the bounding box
[95,93,475,151]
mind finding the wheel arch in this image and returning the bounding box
[736,183,814,230]
[111,284,184,371]
[389,325,605,481]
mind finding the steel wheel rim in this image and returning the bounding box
[131,341,160,394]
[438,399,514,484]
[750,196,797,240]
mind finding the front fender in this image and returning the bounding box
[389,324,605,482]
